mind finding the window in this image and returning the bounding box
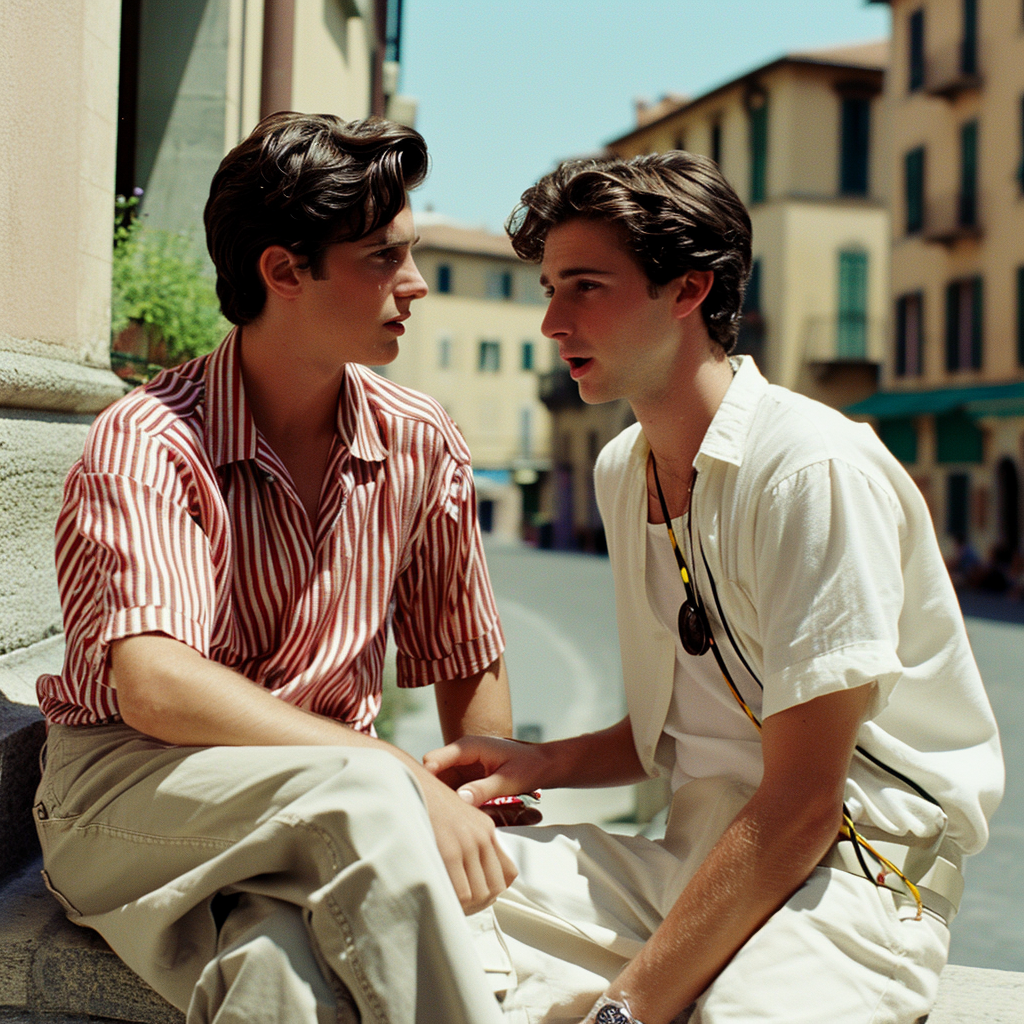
[436,263,452,294]
[486,270,513,299]
[736,259,765,364]
[959,120,978,228]
[1019,95,1024,193]
[904,147,925,234]
[520,340,534,371]
[945,277,983,372]
[478,340,501,372]
[748,94,768,204]
[437,336,451,370]
[895,292,925,377]
[938,414,983,464]
[946,472,969,537]
[673,133,686,152]
[836,250,868,358]
[710,118,722,167]
[840,96,870,196]
[962,0,978,76]
[908,9,925,92]
[1017,266,1024,367]
[879,418,918,464]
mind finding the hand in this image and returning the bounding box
[417,769,519,914]
[423,735,550,808]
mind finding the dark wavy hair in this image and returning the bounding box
[204,112,428,325]
[506,152,752,352]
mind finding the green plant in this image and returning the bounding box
[112,192,229,366]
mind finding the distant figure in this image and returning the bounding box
[945,531,982,589]
[34,113,528,1024]
[428,152,1004,1024]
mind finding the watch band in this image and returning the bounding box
[586,995,646,1024]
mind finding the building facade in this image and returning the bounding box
[541,41,891,550]
[116,0,411,243]
[853,0,1024,567]
[380,216,553,542]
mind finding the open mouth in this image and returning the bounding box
[567,357,592,376]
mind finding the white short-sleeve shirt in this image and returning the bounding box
[595,357,1003,857]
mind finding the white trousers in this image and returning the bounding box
[34,723,514,1024]
[493,778,950,1024]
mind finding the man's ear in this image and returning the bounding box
[670,270,715,321]
[258,245,306,301]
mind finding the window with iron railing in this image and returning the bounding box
[905,146,925,234]
[837,250,869,358]
[945,277,983,372]
[895,291,925,377]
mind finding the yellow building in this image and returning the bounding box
[541,41,890,550]
[380,216,553,542]
[852,0,1024,565]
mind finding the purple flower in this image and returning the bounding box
[132,187,144,197]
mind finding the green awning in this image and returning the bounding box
[846,381,1024,419]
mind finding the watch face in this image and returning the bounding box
[595,1005,631,1024]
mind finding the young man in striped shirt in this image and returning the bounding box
[35,113,523,1024]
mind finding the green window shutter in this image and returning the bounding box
[879,417,918,464]
[945,281,960,371]
[1017,266,1024,367]
[960,121,978,227]
[937,411,983,464]
[946,472,969,537]
[909,9,925,91]
[749,102,768,204]
[962,0,978,76]
[905,147,924,233]
[840,97,870,196]
[971,275,983,369]
[837,251,868,358]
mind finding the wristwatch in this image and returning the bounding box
[586,995,646,1024]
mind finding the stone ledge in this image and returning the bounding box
[0,857,1021,1023]
[0,350,125,415]
[0,861,181,1024]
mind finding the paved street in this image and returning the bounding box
[393,542,1023,970]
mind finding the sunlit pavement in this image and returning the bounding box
[394,542,1023,971]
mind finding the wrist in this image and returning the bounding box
[582,994,646,1024]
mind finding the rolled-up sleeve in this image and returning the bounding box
[392,459,505,686]
[753,459,906,720]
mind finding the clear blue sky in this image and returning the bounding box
[400,0,891,233]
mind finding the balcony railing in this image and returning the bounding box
[538,366,584,411]
[803,315,885,367]
[922,191,983,245]
[924,39,983,100]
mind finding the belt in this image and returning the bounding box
[821,836,963,925]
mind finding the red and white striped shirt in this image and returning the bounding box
[37,331,504,730]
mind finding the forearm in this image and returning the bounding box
[533,716,648,790]
[606,791,841,1023]
[434,656,513,743]
[111,635,423,770]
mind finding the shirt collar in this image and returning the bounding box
[694,354,768,471]
[204,329,389,469]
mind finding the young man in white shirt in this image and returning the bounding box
[426,152,1004,1024]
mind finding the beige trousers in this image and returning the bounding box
[491,778,951,1024]
[34,723,514,1024]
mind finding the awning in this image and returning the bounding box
[846,381,1024,419]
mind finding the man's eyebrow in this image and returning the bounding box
[539,266,613,284]
[360,232,420,248]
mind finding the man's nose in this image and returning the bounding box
[540,299,568,340]
[398,255,429,299]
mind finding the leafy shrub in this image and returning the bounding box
[111,192,229,367]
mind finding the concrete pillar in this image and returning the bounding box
[0,0,125,878]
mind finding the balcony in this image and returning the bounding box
[538,366,584,411]
[922,192,983,245]
[803,314,884,371]
[924,40,983,100]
